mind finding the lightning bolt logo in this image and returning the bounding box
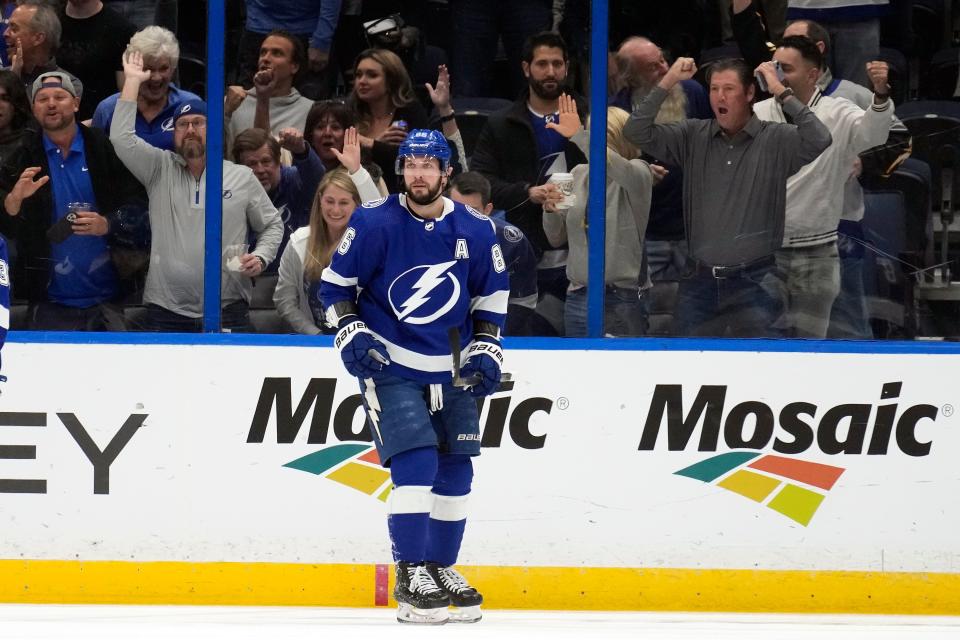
[388,261,461,325]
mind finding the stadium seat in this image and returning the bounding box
[178,54,207,100]
[430,97,513,161]
[876,47,910,105]
[861,190,918,337]
[894,101,960,213]
[693,44,742,89]
[918,47,959,100]
[646,280,679,337]
[911,0,952,64]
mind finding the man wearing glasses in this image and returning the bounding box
[111,50,283,332]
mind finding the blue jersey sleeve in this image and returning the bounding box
[318,207,383,314]
[467,217,510,333]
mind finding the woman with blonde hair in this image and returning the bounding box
[543,100,656,337]
[350,48,429,190]
[274,128,382,334]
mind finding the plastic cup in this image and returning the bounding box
[224,243,249,272]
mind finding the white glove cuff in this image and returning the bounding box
[465,340,503,367]
[334,319,368,352]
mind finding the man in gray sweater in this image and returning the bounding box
[624,56,831,337]
[111,50,283,332]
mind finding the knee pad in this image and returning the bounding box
[433,454,473,497]
[389,446,438,488]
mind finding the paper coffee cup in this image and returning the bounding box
[547,172,575,209]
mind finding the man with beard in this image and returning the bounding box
[0,72,144,330]
[111,50,283,332]
[320,129,508,624]
[611,37,714,327]
[92,26,201,152]
[472,31,586,336]
[224,29,314,160]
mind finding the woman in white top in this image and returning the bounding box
[542,101,655,337]
[273,127,383,334]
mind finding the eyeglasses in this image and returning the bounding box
[175,119,207,131]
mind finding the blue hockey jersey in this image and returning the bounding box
[320,194,510,384]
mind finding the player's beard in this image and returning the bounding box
[406,177,444,206]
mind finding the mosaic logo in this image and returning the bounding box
[674,451,845,526]
[285,444,392,502]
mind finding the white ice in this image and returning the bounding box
[1,605,959,640]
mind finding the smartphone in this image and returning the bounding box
[755,60,785,93]
[46,212,77,244]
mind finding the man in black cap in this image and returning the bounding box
[0,71,143,330]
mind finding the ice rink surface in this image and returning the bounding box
[1,605,959,640]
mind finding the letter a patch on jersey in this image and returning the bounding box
[455,239,469,260]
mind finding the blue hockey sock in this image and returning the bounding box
[427,454,473,567]
[387,446,438,563]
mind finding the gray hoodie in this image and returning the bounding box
[110,99,283,317]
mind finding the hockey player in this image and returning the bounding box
[319,129,509,624]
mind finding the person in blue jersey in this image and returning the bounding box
[319,129,508,625]
[448,171,538,336]
[91,26,200,151]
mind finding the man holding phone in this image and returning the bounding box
[0,71,144,330]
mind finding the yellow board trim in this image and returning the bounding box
[0,560,958,615]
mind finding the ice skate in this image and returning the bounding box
[424,562,483,623]
[394,561,450,624]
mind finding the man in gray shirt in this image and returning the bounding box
[623,56,831,337]
[111,49,283,332]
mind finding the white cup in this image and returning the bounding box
[547,172,575,210]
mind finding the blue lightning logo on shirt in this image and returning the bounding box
[389,261,461,325]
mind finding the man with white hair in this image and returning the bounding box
[91,25,200,151]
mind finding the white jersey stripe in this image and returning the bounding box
[0,305,9,330]
[320,266,358,287]
[470,289,509,314]
[375,332,469,373]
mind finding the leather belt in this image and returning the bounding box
[688,255,775,279]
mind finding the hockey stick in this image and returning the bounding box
[448,327,512,388]
[449,327,483,388]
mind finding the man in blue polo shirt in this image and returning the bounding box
[91,26,200,150]
[0,71,144,330]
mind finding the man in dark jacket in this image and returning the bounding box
[0,71,144,330]
[471,31,586,336]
